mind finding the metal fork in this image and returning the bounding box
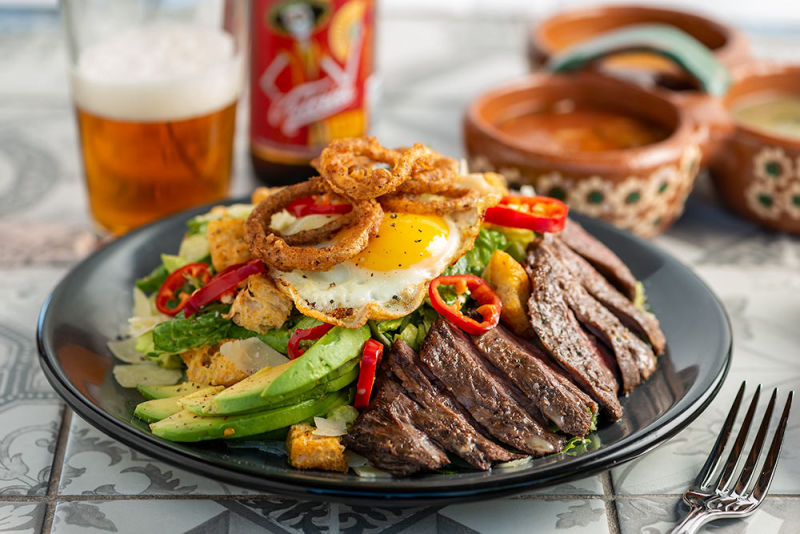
[671,382,794,534]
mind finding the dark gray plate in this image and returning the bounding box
[37,204,731,505]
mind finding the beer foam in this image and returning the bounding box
[72,24,242,122]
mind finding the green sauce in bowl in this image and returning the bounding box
[733,93,800,140]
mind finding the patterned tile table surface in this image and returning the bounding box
[1,7,799,534]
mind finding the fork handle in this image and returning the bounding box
[670,507,713,534]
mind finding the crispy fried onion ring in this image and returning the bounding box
[395,147,459,194]
[315,137,434,200]
[379,187,481,215]
[246,177,383,271]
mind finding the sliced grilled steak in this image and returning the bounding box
[420,319,565,455]
[386,340,520,469]
[526,245,623,420]
[585,330,619,379]
[472,325,598,436]
[533,239,657,392]
[559,219,637,300]
[343,377,449,476]
[551,237,666,355]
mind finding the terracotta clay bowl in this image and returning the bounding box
[709,64,800,234]
[464,71,703,238]
[528,4,750,88]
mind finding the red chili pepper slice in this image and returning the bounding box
[354,339,384,409]
[155,263,211,316]
[183,259,266,317]
[428,274,502,335]
[286,195,353,217]
[288,323,334,360]
[484,195,569,233]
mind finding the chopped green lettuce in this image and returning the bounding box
[444,225,537,278]
[561,432,602,456]
[633,281,647,311]
[135,264,169,293]
[151,313,239,355]
[256,315,321,354]
[369,307,438,351]
[146,311,320,360]
[444,227,509,277]
[490,226,536,263]
[326,405,359,427]
[135,253,213,294]
[161,254,188,274]
[179,232,210,262]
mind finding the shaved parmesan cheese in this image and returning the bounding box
[345,451,369,468]
[113,363,182,388]
[270,211,340,237]
[493,456,533,470]
[129,288,169,337]
[128,315,167,338]
[312,416,347,437]
[132,287,151,318]
[107,337,147,363]
[352,464,393,479]
[346,451,392,478]
[219,337,289,376]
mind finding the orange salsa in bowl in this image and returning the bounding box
[496,101,670,153]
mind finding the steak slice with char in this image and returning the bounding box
[343,377,449,476]
[386,340,520,469]
[526,244,623,420]
[534,238,657,391]
[420,319,565,455]
[551,237,666,355]
[559,219,637,300]
[472,325,598,436]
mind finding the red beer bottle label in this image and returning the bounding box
[250,0,375,165]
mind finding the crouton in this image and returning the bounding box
[286,424,348,472]
[207,218,251,272]
[180,342,248,387]
[225,273,292,333]
[482,249,534,337]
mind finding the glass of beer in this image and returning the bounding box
[61,0,246,235]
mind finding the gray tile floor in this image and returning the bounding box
[0,7,798,534]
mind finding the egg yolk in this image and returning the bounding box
[350,213,450,271]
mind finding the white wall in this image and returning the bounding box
[382,0,800,31]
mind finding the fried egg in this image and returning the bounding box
[269,173,505,328]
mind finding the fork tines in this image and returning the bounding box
[693,381,793,499]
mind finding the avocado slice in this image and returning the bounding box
[134,386,224,423]
[178,386,226,413]
[184,360,359,416]
[137,381,206,400]
[264,326,369,398]
[206,326,367,414]
[200,359,295,415]
[150,388,353,442]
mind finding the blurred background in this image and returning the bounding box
[2,0,799,256]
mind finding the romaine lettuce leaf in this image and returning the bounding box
[149,311,318,359]
[444,227,509,277]
[151,313,240,354]
[369,306,438,351]
[135,264,168,293]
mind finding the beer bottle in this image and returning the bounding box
[250,0,376,185]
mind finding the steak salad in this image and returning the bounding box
[109,138,664,477]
